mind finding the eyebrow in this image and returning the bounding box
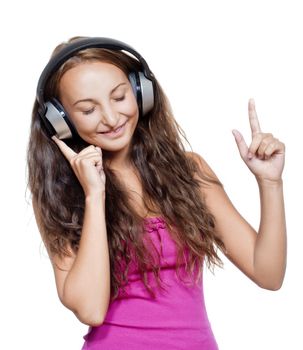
[72,82,127,106]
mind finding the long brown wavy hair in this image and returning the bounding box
[27,36,226,301]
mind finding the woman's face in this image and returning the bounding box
[59,61,139,160]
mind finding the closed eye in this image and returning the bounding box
[114,96,125,102]
[82,107,95,115]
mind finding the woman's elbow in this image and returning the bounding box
[75,309,105,327]
[61,293,109,327]
[256,279,284,291]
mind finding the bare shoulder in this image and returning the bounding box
[185,151,221,185]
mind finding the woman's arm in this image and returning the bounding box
[33,193,110,326]
[254,178,286,289]
[190,154,286,290]
[33,138,110,327]
[189,99,287,290]
[62,193,110,325]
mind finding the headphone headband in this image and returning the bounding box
[36,37,154,105]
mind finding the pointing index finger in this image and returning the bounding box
[248,98,261,136]
[52,135,77,161]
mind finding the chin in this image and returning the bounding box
[97,135,132,151]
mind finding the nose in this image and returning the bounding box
[100,104,120,129]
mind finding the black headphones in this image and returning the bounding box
[36,37,155,139]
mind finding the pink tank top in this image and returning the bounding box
[81,217,219,349]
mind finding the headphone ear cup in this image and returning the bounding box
[43,98,78,139]
[138,71,154,116]
[128,72,138,99]
[128,72,154,117]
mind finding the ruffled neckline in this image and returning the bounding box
[143,216,166,232]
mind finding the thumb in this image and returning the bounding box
[232,129,248,160]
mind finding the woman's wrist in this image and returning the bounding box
[85,191,106,203]
[256,177,283,188]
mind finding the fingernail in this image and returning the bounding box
[248,152,253,159]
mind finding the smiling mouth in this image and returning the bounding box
[99,121,127,134]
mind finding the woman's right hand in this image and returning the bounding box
[52,136,106,197]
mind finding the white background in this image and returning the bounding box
[1,0,302,349]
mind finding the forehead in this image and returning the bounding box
[61,61,127,85]
[59,61,128,99]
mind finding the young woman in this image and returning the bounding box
[27,36,287,349]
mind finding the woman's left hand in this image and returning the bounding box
[232,99,285,183]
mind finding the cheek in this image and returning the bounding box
[121,95,139,116]
[68,114,96,134]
